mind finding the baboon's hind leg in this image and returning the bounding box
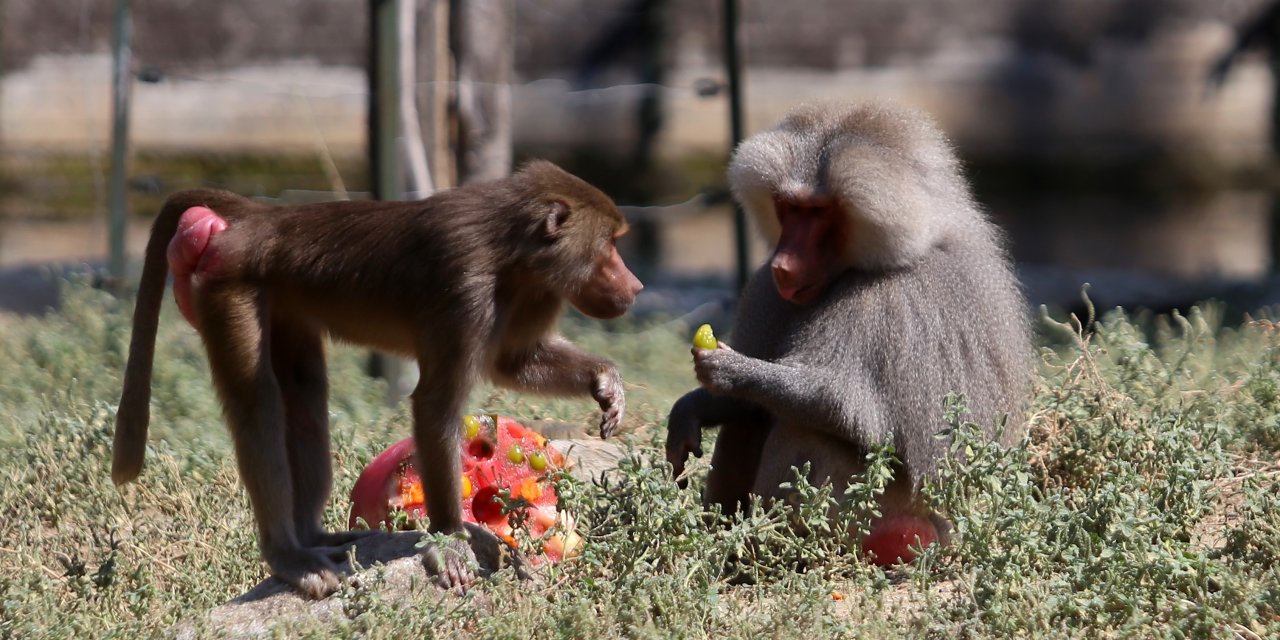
[270,314,372,551]
[199,286,341,598]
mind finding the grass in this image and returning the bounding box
[1,280,1278,638]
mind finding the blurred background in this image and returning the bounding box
[3,0,1280,320]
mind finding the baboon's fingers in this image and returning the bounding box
[421,538,478,594]
[593,370,625,439]
[272,549,343,599]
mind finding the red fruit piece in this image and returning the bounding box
[470,485,505,524]
[347,437,417,530]
[347,415,576,562]
[860,513,939,566]
[467,437,496,460]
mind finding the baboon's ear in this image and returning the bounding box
[545,200,572,239]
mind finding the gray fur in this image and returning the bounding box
[668,101,1032,512]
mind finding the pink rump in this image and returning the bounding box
[166,206,227,328]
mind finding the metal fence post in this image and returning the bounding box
[723,0,750,291]
[108,0,132,284]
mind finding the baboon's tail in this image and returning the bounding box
[111,189,240,485]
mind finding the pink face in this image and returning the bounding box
[769,196,848,305]
[570,234,644,319]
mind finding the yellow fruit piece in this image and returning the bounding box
[404,482,424,506]
[544,512,584,559]
[461,475,472,498]
[561,530,583,558]
[518,477,543,502]
[548,449,567,468]
[541,510,584,559]
[530,506,557,530]
[463,415,482,439]
[693,324,718,350]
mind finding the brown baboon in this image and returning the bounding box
[114,160,643,596]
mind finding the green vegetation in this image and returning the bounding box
[1,281,1278,638]
[0,152,368,221]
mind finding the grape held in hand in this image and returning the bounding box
[692,324,718,350]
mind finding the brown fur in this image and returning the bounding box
[114,160,642,597]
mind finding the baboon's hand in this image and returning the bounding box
[693,343,751,396]
[665,392,705,487]
[269,547,343,599]
[593,366,625,438]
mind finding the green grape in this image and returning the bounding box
[692,324,718,350]
[463,414,482,439]
[529,450,548,472]
[507,443,526,465]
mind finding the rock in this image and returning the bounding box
[176,524,520,638]
[549,438,627,481]
[489,417,629,480]
[181,438,626,637]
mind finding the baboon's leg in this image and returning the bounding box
[268,315,342,548]
[198,285,340,598]
[411,341,483,591]
[703,422,770,516]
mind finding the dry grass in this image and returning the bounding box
[1,282,1278,638]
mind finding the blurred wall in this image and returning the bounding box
[0,0,1275,164]
[1,55,366,153]
[5,0,1280,308]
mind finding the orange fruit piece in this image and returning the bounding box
[347,414,578,562]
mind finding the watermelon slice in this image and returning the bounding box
[348,415,581,562]
[860,513,939,566]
